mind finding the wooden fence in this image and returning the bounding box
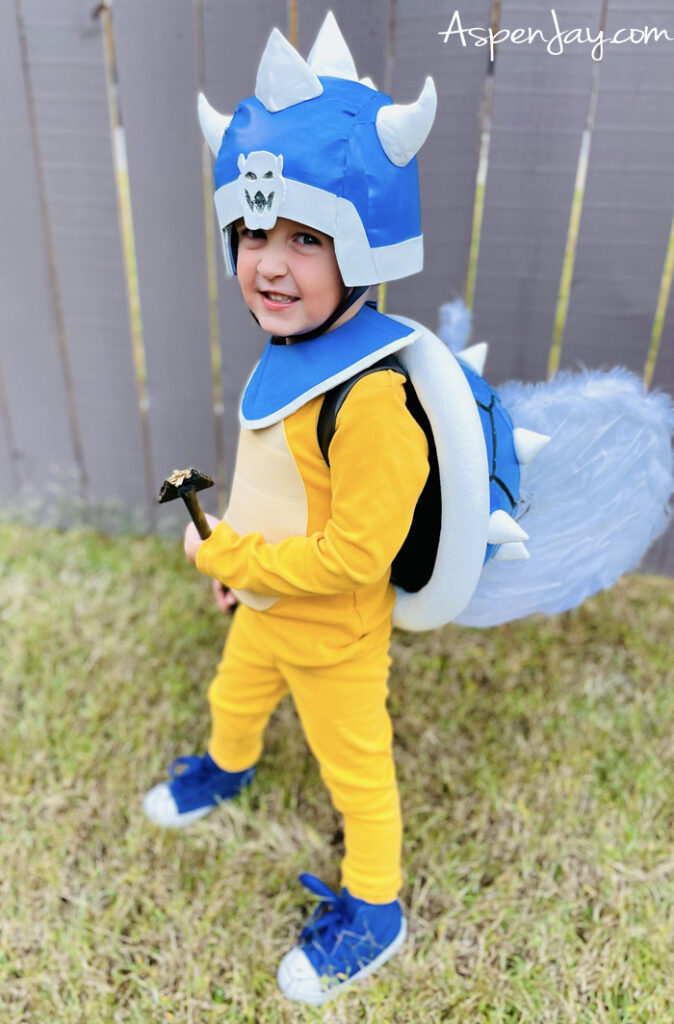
[1,0,673,572]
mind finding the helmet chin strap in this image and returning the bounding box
[282,285,369,342]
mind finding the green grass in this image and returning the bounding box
[3,520,674,1022]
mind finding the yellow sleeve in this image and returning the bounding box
[195,370,429,596]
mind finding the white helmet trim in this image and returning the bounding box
[214,177,423,285]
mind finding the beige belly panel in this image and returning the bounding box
[224,419,308,610]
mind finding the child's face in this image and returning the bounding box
[235,217,344,337]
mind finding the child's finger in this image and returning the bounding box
[211,577,236,612]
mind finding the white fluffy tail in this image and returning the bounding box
[456,367,674,627]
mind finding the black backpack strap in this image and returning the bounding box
[317,355,407,466]
[316,351,441,594]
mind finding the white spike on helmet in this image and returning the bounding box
[306,11,359,81]
[375,76,437,168]
[198,93,232,158]
[198,11,437,286]
[255,27,323,112]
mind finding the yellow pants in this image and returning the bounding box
[207,603,402,903]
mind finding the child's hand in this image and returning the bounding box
[184,514,221,564]
[211,578,238,612]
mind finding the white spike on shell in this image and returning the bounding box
[255,27,323,113]
[493,541,530,562]
[513,427,551,465]
[487,510,529,545]
[459,342,488,376]
[307,11,358,80]
[198,93,232,157]
[375,76,437,167]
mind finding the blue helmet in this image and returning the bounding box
[199,12,437,287]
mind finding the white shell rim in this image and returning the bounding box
[389,316,490,631]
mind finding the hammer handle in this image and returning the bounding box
[183,490,212,540]
[181,488,233,606]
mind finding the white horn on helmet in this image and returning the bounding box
[307,11,359,81]
[255,27,323,113]
[198,93,232,157]
[376,76,437,167]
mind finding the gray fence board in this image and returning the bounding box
[646,276,674,574]
[201,0,286,498]
[0,0,78,502]
[386,1,493,336]
[651,248,674,397]
[0,369,18,497]
[641,520,674,576]
[562,4,674,384]
[471,1,602,385]
[652,258,674,396]
[113,0,216,526]
[19,0,149,519]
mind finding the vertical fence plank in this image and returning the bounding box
[386,1,493,334]
[113,0,216,525]
[15,0,149,521]
[643,220,674,576]
[471,1,602,384]
[0,2,78,503]
[0,367,18,498]
[644,221,674,578]
[561,4,674,381]
[201,0,286,497]
[640,522,674,576]
[650,230,674,395]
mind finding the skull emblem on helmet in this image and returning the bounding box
[236,151,286,230]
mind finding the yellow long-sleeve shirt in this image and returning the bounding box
[196,369,429,661]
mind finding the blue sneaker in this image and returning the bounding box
[277,873,407,1005]
[142,752,255,828]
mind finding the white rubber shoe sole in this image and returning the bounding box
[142,782,216,829]
[277,917,407,1005]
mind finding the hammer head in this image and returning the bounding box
[158,467,214,504]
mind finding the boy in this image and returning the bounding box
[145,14,436,1004]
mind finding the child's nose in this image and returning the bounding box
[256,241,287,279]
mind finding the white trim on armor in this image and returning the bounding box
[239,331,420,430]
[387,316,491,630]
[214,177,423,285]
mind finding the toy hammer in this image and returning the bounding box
[158,467,215,539]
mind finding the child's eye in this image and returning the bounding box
[238,227,266,240]
[296,233,320,246]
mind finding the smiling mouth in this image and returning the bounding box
[262,292,299,304]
